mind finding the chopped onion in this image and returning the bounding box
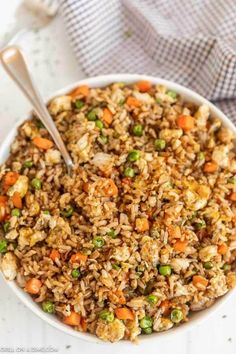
[77,133,89,151]
[91,152,113,168]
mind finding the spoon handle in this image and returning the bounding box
[0,46,74,171]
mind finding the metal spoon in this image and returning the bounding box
[0,46,74,172]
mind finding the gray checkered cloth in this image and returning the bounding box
[60,0,236,122]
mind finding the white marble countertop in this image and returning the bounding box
[0,2,236,353]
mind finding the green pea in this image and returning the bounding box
[167,90,177,99]
[95,120,104,130]
[0,239,7,253]
[75,99,84,109]
[124,167,135,178]
[142,327,153,334]
[3,222,10,233]
[197,152,205,161]
[71,268,80,278]
[43,210,50,215]
[61,205,74,218]
[203,262,213,270]
[24,160,33,168]
[159,265,172,276]
[36,120,45,129]
[228,178,236,184]
[132,124,143,137]
[87,110,97,121]
[222,263,231,272]
[99,310,114,323]
[11,208,21,217]
[195,220,206,230]
[156,98,162,105]
[92,236,105,248]
[146,294,158,305]
[42,301,55,314]
[118,99,125,106]
[112,263,121,270]
[98,135,108,144]
[127,150,140,162]
[31,178,42,190]
[139,316,153,329]
[154,139,166,151]
[107,229,117,238]
[171,308,183,323]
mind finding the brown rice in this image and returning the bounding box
[0,80,236,342]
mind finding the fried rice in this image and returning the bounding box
[1,80,236,342]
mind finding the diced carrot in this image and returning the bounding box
[0,196,8,222]
[4,172,19,187]
[218,243,228,255]
[121,177,132,185]
[232,215,236,223]
[2,184,10,193]
[70,85,89,98]
[63,311,81,326]
[70,252,88,263]
[135,217,149,232]
[33,137,53,150]
[160,300,171,315]
[115,307,134,320]
[50,249,60,262]
[168,225,181,239]
[82,182,90,193]
[136,80,152,92]
[229,192,236,201]
[173,240,188,252]
[177,115,195,131]
[126,96,141,108]
[0,196,7,204]
[203,162,218,173]
[0,204,6,222]
[102,108,113,125]
[80,317,87,332]
[25,278,42,294]
[12,192,22,209]
[192,275,208,290]
[103,179,118,197]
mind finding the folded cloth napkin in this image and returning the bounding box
[60,0,236,122]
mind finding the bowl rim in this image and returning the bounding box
[1,73,236,345]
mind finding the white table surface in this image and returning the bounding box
[0,2,236,353]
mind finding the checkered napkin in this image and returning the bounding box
[60,0,236,122]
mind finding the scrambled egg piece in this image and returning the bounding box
[7,176,29,198]
[96,319,125,342]
[1,252,17,280]
[49,96,72,115]
[140,238,159,265]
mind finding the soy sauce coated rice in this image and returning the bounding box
[1,81,236,342]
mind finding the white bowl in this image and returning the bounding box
[0,74,235,345]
